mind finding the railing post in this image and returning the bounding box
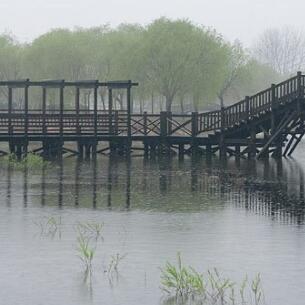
[160,111,168,137]
[108,88,113,135]
[143,111,148,156]
[8,86,12,135]
[75,87,80,135]
[59,80,64,138]
[42,87,47,135]
[93,81,98,138]
[114,110,119,135]
[126,80,132,149]
[191,111,199,155]
[143,111,148,136]
[245,96,250,120]
[220,107,226,158]
[271,84,276,133]
[297,71,302,113]
[24,79,29,139]
[167,111,172,135]
[220,106,225,130]
[191,112,198,136]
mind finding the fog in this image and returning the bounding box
[1,0,304,45]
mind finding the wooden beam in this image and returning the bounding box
[256,111,296,159]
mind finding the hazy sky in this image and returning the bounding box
[0,0,304,46]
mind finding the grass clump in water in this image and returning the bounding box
[107,253,127,274]
[33,216,62,239]
[160,253,264,305]
[76,232,96,272]
[75,221,104,242]
[4,153,47,170]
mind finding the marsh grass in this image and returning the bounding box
[75,221,104,242]
[107,253,127,274]
[160,253,264,305]
[33,216,62,239]
[76,232,96,272]
[4,153,48,170]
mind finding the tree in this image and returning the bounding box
[216,41,246,108]
[140,18,227,112]
[253,26,305,76]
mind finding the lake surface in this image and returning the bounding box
[1,143,305,305]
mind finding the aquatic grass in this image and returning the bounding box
[107,253,127,274]
[160,253,205,296]
[75,221,104,241]
[160,253,264,305]
[33,216,62,238]
[76,233,96,272]
[4,153,48,170]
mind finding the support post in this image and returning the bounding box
[248,127,256,159]
[178,143,184,160]
[235,145,240,159]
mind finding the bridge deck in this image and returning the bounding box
[0,73,304,159]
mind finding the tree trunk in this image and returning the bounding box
[193,96,199,112]
[179,97,184,114]
[218,95,224,109]
[165,95,173,112]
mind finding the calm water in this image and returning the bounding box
[1,144,305,305]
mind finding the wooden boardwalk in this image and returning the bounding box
[0,72,304,159]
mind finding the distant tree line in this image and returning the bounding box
[0,18,288,113]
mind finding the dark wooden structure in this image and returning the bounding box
[0,72,304,159]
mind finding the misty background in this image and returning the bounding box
[0,0,305,113]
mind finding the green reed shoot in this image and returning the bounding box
[160,253,264,305]
[76,233,96,271]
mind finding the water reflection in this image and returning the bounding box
[3,156,305,224]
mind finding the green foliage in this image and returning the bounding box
[160,253,264,305]
[0,19,280,112]
[161,252,205,296]
[4,153,48,170]
[76,232,96,272]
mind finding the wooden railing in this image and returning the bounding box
[0,72,303,137]
[197,72,303,133]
